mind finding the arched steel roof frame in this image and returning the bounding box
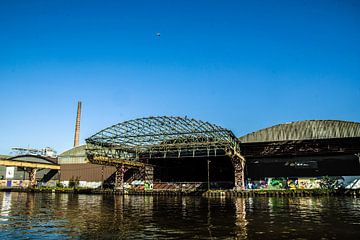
[85,116,241,163]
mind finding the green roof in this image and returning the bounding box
[59,145,86,157]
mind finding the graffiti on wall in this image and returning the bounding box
[246,178,322,190]
[269,178,287,189]
[297,178,321,189]
[247,179,268,189]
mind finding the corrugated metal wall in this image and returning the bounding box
[60,164,115,181]
[59,145,116,181]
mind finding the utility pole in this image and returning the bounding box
[207,159,210,191]
[101,166,104,189]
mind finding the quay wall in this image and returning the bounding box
[1,188,360,197]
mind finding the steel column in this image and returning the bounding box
[143,165,154,190]
[29,168,37,187]
[115,165,124,191]
[232,157,245,190]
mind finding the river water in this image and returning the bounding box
[1,192,360,239]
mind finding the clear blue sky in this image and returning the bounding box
[0,0,359,154]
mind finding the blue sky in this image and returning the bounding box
[0,0,359,154]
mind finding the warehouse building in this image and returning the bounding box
[58,145,115,188]
[3,115,359,190]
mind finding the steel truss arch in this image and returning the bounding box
[86,116,240,159]
[85,116,245,190]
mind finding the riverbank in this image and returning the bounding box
[1,187,360,197]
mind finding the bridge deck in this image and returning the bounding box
[0,158,60,170]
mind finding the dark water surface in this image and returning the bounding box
[1,192,360,239]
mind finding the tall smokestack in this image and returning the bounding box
[73,101,82,147]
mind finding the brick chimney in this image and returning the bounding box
[73,101,82,147]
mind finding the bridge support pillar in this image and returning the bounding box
[29,168,37,187]
[232,157,245,191]
[143,165,154,190]
[115,165,124,191]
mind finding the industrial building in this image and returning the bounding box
[1,101,359,190]
[241,120,360,178]
[57,117,360,190]
[58,145,115,188]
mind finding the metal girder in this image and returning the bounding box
[88,155,145,167]
[0,158,60,170]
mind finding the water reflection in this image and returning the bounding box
[0,192,360,239]
[234,197,248,239]
[0,192,11,222]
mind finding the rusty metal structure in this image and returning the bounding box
[86,116,245,190]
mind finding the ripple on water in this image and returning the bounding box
[0,193,360,239]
